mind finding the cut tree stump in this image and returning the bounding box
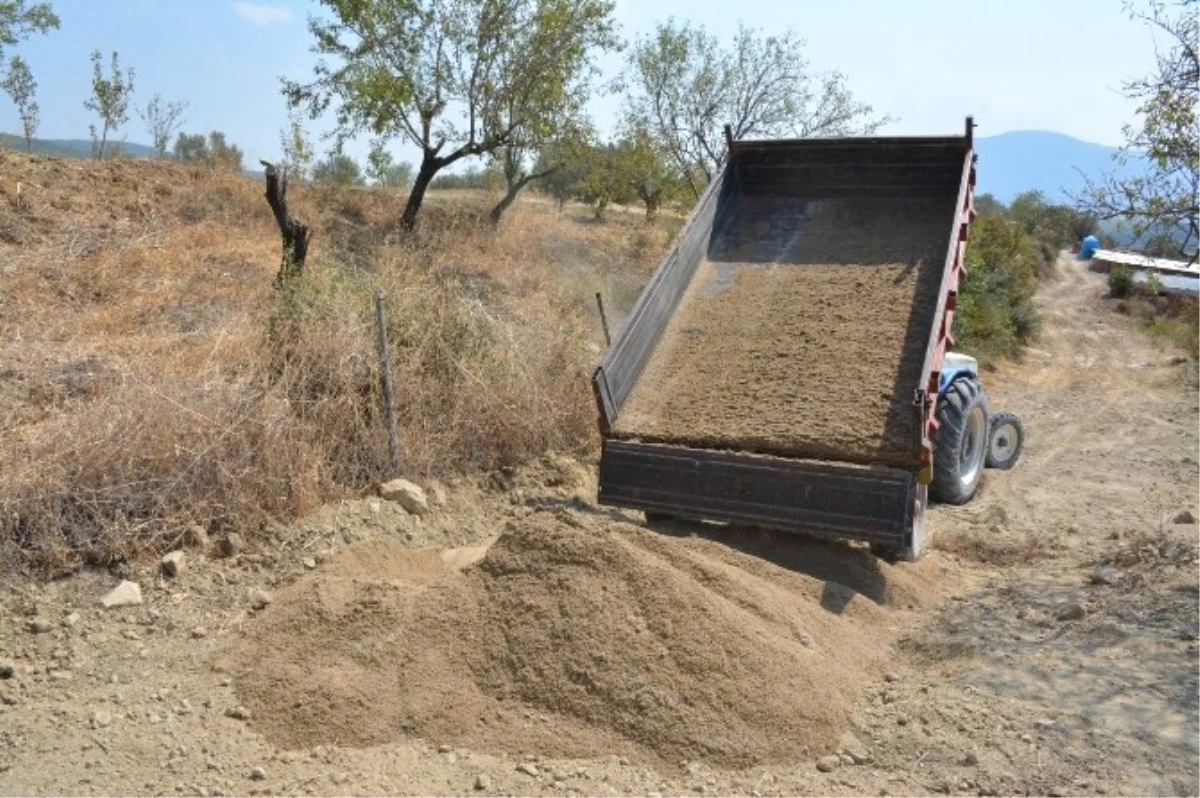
[260,160,311,287]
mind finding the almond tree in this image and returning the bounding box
[627,20,889,197]
[1078,0,1198,258]
[2,55,38,150]
[284,0,620,232]
[84,50,135,159]
[0,1,59,61]
[138,93,188,158]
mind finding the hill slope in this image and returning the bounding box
[974,130,1146,204]
[0,132,159,159]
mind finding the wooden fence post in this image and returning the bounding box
[374,290,401,475]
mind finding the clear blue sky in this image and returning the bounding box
[2,0,1160,169]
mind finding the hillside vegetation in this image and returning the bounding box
[954,190,1096,363]
[0,150,670,572]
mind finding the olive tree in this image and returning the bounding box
[627,20,888,197]
[283,0,620,232]
[1077,0,1198,258]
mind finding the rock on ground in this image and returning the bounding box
[1173,510,1196,524]
[161,550,186,578]
[99,581,142,609]
[379,479,430,516]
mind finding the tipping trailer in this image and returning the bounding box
[592,117,1021,561]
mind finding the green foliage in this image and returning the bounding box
[173,130,244,171]
[173,132,207,162]
[137,93,187,158]
[366,141,412,188]
[1,54,37,150]
[1108,265,1134,298]
[279,113,315,182]
[285,0,621,231]
[429,164,504,192]
[207,131,243,172]
[1143,270,1164,296]
[0,1,58,59]
[1077,0,1198,257]
[955,212,1042,362]
[626,20,888,197]
[83,50,134,159]
[313,152,366,186]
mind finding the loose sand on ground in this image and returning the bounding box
[221,513,942,768]
[613,196,957,466]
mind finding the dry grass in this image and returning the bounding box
[934,530,1058,567]
[0,150,668,573]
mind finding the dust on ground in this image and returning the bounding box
[614,196,956,467]
[0,255,1196,797]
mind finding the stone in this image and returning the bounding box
[184,523,209,549]
[219,533,243,558]
[99,581,142,609]
[161,551,187,578]
[379,479,430,516]
[90,710,113,729]
[1090,566,1118,586]
[225,706,252,721]
[1035,718,1056,730]
[0,659,13,679]
[516,762,540,777]
[64,612,80,628]
[816,755,841,773]
[884,672,901,683]
[437,744,452,754]
[247,589,272,610]
[191,628,208,639]
[837,731,871,764]
[249,766,267,781]
[28,617,53,634]
[1056,603,1087,621]
[474,774,492,791]
[49,670,73,681]
[302,557,316,570]
[1173,510,1196,524]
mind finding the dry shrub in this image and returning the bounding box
[0,169,629,572]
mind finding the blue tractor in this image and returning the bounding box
[932,352,1025,504]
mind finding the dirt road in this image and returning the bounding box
[0,254,1196,797]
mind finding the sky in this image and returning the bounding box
[0,0,1163,170]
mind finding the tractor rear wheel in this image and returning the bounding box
[931,377,989,504]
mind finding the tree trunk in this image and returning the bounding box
[401,154,440,233]
[260,160,312,287]
[490,165,560,227]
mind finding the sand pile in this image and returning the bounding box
[221,513,942,767]
[613,195,956,467]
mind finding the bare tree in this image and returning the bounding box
[627,20,890,197]
[2,55,38,150]
[138,93,188,158]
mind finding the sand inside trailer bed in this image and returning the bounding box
[612,195,957,466]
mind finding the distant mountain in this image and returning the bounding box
[974,130,1146,205]
[0,133,159,159]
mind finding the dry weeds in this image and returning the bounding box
[0,150,668,572]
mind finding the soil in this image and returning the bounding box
[0,255,1197,797]
[222,514,946,768]
[613,196,956,466]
